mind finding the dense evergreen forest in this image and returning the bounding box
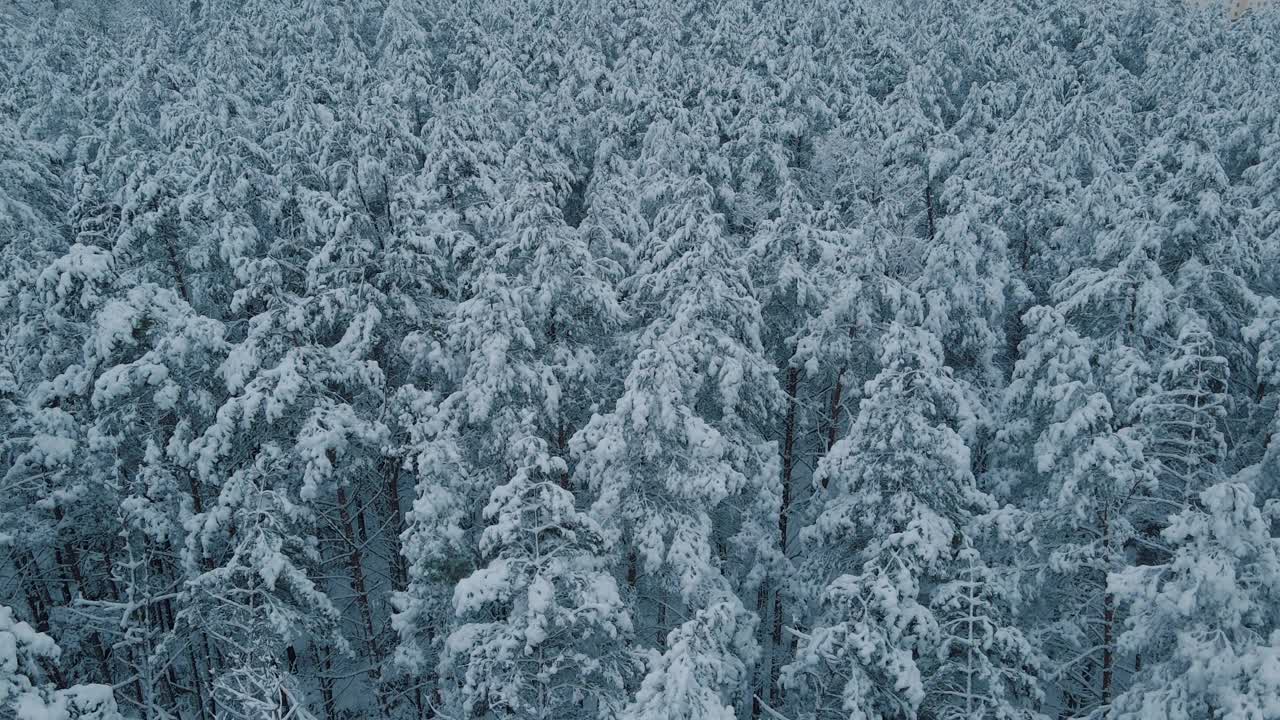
[4,0,1280,718]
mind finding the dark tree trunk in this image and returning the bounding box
[770,366,800,707]
[336,483,385,716]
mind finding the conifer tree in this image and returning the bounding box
[3,3,1280,718]
[441,441,633,719]
[1111,483,1280,720]
[996,306,1157,716]
[786,323,985,720]
[924,545,1044,720]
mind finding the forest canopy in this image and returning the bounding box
[3,1,1280,719]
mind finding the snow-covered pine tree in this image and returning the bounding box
[0,604,123,720]
[442,439,633,719]
[879,63,956,257]
[1110,482,1280,720]
[996,306,1157,717]
[76,284,230,718]
[785,322,984,720]
[748,177,851,711]
[1243,296,1280,496]
[4,237,133,689]
[570,111,779,714]
[924,544,1045,720]
[1135,315,1229,510]
[620,599,759,720]
[916,200,1012,389]
[3,2,1280,718]
[396,110,625,713]
[1132,101,1258,395]
[180,433,350,720]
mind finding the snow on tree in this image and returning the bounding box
[570,111,778,618]
[1110,482,1280,720]
[785,322,986,720]
[924,544,1045,720]
[620,599,759,720]
[179,443,349,720]
[1243,296,1280,494]
[916,200,1013,389]
[181,300,387,715]
[1136,315,1229,509]
[1050,171,1174,346]
[567,111,780,717]
[3,2,1280,719]
[1133,101,1259,387]
[441,440,633,719]
[879,63,958,252]
[1248,110,1280,297]
[0,604,123,720]
[996,306,1158,716]
[71,283,229,717]
[396,109,624,712]
[747,170,864,712]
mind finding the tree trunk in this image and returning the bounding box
[770,366,800,706]
[18,549,54,633]
[925,178,936,241]
[279,646,299,717]
[357,501,370,547]
[655,586,667,648]
[53,507,117,684]
[316,646,337,720]
[826,367,845,452]
[1101,509,1115,714]
[383,457,409,588]
[556,420,570,489]
[819,365,846,492]
[51,512,75,602]
[752,581,770,719]
[922,140,937,242]
[336,483,385,716]
[164,234,191,304]
[188,646,211,720]
[1102,591,1114,710]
